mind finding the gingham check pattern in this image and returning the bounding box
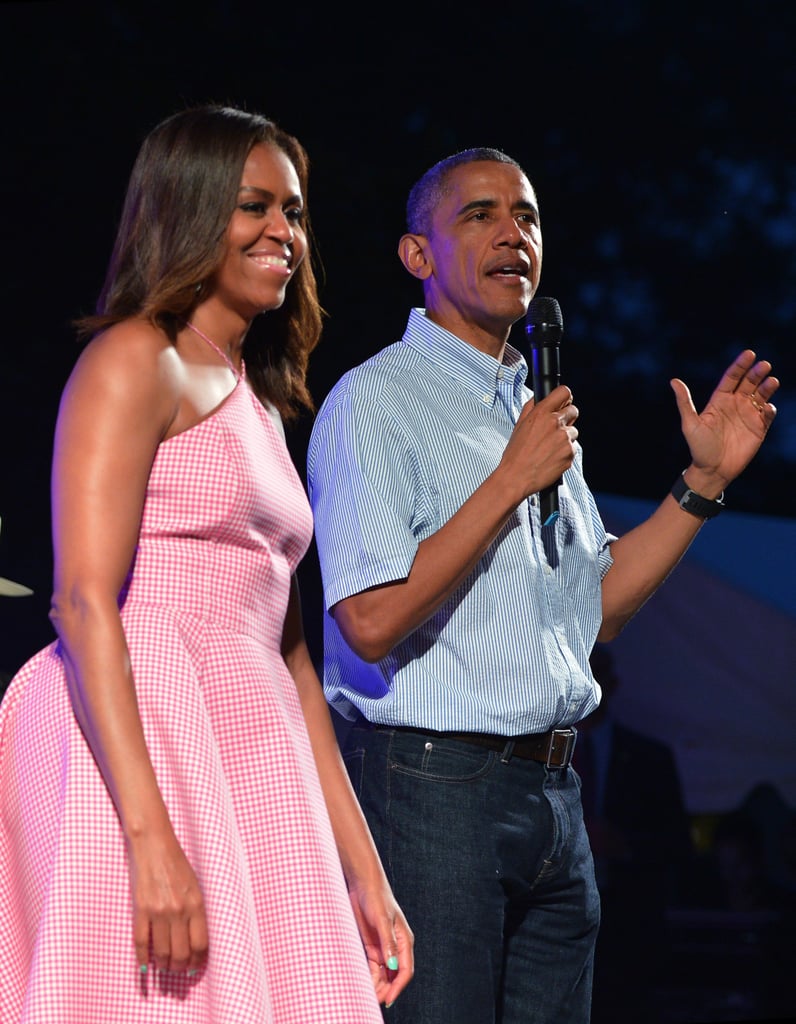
[0,376,383,1023]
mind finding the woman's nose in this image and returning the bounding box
[265,211,294,242]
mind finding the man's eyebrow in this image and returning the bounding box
[456,197,539,217]
[457,197,498,216]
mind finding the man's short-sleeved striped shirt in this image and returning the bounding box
[307,308,614,735]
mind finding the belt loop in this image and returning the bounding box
[500,740,515,764]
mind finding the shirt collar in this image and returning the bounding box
[402,308,528,404]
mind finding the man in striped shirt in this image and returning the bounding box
[307,148,777,1024]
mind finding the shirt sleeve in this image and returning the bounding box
[307,375,423,609]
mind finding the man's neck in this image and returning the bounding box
[422,308,511,361]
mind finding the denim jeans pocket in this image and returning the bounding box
[389,733,497,782]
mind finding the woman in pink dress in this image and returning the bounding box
[0,105,413,1023]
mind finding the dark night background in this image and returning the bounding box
[1,2,795,1021]
[2,0,796,671]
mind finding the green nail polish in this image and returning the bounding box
[386,955,399,971]
[139,964,148,975]
[188,969,197,978]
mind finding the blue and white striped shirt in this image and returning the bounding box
[307,308,614,734]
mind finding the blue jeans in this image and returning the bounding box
[344,724,600,1024]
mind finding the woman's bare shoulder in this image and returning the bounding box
[69,320,184,391]
[78,319,178,369]
[63,320,183,425]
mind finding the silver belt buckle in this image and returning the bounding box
[547,728,576,768]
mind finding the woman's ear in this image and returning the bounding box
[398,233,433,280]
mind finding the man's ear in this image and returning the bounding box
[398,233,433,280]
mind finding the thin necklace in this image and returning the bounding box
[185,322,241,377]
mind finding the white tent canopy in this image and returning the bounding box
[594,493,796,814]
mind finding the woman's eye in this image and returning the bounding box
[240,201,266,214]
[286,207,304,223]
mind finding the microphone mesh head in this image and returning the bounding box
[526,296,563,330]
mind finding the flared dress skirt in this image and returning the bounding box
[0,377,383,1023]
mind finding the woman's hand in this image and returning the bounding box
[347,878,414,1007]
[128,830,209,977]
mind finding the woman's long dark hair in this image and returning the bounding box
[77,104,323,421]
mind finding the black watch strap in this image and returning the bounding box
[671,473,725,520]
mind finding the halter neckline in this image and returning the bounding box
[185,322,243,379]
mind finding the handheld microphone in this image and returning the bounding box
[525,296,563,526]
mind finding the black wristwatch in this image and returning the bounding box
[671,472,725,520]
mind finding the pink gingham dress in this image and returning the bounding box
[0,360,383,1023]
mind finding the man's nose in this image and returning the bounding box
[496,218,528,247]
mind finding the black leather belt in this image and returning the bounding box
[368,723,577,768]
